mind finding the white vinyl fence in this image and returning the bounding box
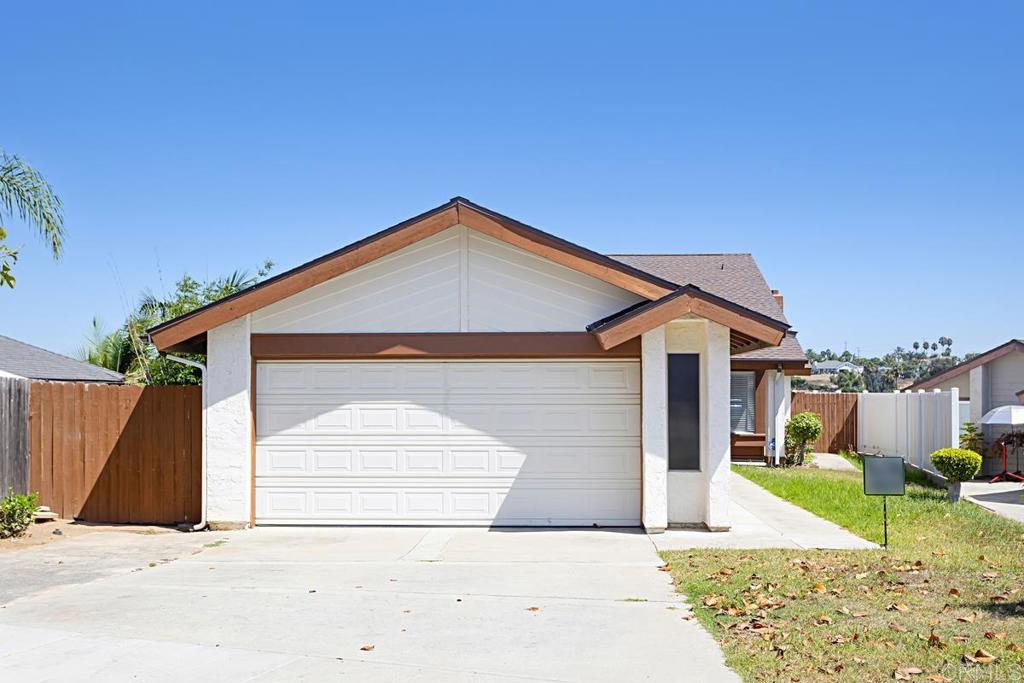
[857,389,960,475]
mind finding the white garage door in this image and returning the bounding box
[254,360,641,526]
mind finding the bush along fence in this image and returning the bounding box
[0,381,203,525]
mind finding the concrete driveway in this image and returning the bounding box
[0,527,738,682]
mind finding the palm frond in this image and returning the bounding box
[0,149,65,258]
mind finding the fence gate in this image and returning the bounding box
[791,392,859,454]
[29,382,202,524]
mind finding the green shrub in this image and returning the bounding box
[0,490,38,539]
[959,422,985,454]
[930,448,982,483]
[784,412,823,466]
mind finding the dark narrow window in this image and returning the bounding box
[668,353,700,470]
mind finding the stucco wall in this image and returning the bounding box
[207,315,252,524]
[641,327,668,531]
[662,318,731,529]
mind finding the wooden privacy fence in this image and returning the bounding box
[791,391,859,454]
[0,377,30,495]
[29,382,201,524]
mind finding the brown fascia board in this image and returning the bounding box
[909,339,1024,391]
[149,197,678,352]
[587,285,790,350]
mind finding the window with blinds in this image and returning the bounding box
[730,371,756,433]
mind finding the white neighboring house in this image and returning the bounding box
[811,360,863,375]
[148,198,802,533]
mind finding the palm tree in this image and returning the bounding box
[77,317,132,375]
[0,148,65,287]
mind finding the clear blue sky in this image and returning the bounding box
[4,2,1021,359]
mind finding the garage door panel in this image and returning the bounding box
[255,361,640,526]
[258,361,640,396]
[256,483,640,525]
[257,444,639,478]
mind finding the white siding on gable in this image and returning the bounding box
[251,228,463,334]
[465,231,643,332]
[250,225,643,334]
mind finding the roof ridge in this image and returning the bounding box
[609,252,753,257]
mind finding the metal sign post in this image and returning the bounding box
[862,456,905,549]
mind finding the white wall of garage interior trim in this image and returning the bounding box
[254,359,641,526]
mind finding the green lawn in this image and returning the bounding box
[661,465,1024,682]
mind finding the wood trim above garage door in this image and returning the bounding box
[250,333,641,360]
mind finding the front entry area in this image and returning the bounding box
[254,360,641,526]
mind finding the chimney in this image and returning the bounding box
[771,289,784,312]
[1017,388,1024,405]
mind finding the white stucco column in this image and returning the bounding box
[641,327,668,533]
[777,374,792,463]
[703,321,731,531]
[969,365,985,422]
[206,315,252,527]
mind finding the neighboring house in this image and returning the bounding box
[0,335,124,383]
[913,339,1024,473]
[811,359,863,375]
[910,339,1024,474]
[148,197,803,533]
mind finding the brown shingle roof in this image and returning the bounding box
[734,331,807,363]
[607,254,788,325]
[609,254,805,363]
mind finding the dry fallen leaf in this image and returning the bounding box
[895,666,923,679]
[887,603,909,612]
[973,649,997,664]
[526,606,540,612]
[956,612,977,623]
[948,588,960,598]
[812,583,827,593]
[360,645,374,652]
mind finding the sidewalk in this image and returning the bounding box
[651,472,877,551]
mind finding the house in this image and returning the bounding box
[0,335,123,383]
[910,340,1024,473]
[148,197,804,532]
[811,359,863,375]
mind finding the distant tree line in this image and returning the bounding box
[798,337,978,393]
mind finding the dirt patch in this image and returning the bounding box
[0,519,177,553]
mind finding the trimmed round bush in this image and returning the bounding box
[930,448,982,483]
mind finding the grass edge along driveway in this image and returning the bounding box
[661,464,1024,682]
